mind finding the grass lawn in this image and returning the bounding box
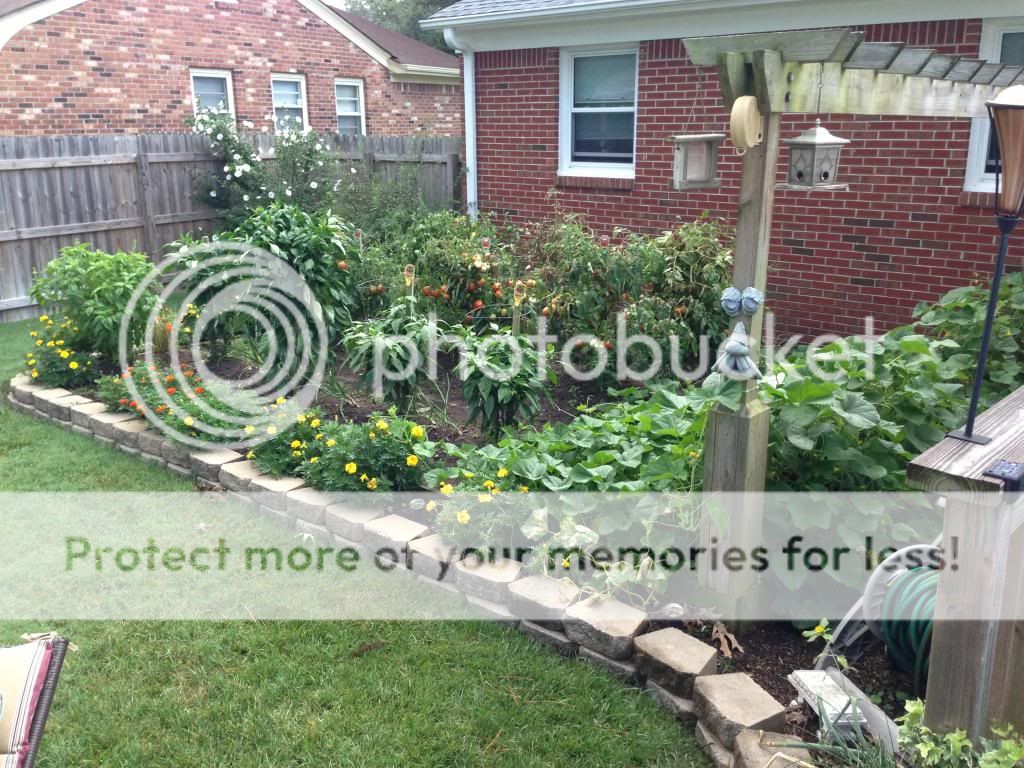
[0,319,708,767]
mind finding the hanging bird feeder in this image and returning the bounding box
[670,133,726,190]
[783,119,850,189]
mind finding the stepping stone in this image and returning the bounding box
[696,720,734,768]
[563,595,649,660]
[109,419,151,449]
[138,430,167,457]
[363,515,428,566]
[408,534,460,581]
[519,620,578,657]
[645,680,697,725]
[507,574,580,630]
[578,646,645,687]
[454,557,522,603]
[285,487,336,525]
[694,673,787,750]
[70,401,107,429]
[325,503,380,542]
[250,475,306,510]
[190,448,243,481]
[160,439,193,466]
[219,460,265,492]
[733,730,811,768]
[89,410,137,439]
[11,379,44,405]
[634,627,717,697]
[31,387,71,411]
[48,393,91,421]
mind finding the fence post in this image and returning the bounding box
[134,135,159,257]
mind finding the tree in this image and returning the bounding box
[342,0,452,50]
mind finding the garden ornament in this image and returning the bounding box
[721,286,764,317]
[716,322,762,380]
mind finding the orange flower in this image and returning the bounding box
[166,386,177,395]
[195,386,205,394]
[164,322,173,332]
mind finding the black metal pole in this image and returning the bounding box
[957,215,1019,443]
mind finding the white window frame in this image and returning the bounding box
[964,17,1024,193]
[334,77,366,136]
[271,73,309,133]
[558,45,639,180]
[189,68,235,118]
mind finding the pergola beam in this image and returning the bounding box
[714,56,1011,118]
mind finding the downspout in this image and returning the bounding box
[445,28,478,219]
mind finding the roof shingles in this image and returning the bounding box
[428,0,595,22]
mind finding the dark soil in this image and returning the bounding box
[681,621,916,736]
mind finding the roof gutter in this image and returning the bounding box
[444,28,478,220]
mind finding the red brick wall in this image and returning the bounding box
[0,0,463,137]
[475,20,1022,338]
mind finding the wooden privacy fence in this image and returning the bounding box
[0,132,463,322]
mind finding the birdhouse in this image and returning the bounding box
[670,133,726,190]
[783,120,850,188]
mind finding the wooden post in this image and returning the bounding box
[699,110,782,603]
[907,385,1024,738]
[134,134,159,258]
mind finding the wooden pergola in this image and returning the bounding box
[682,28,1020,738]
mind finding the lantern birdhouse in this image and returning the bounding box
[671,133,726,190]
[783,120,850,189]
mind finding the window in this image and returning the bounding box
[559,47,638,178]
[335,78,366,136]
[965,19,1024,193]
[190,69,234,117]
[271,74,308,133]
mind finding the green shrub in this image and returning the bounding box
[898,700,1024,768]
[30,245,157,361]
[460,326,548,439]
[249,408,333,477]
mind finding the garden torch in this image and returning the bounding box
[950,85,1024,445]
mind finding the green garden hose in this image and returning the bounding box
[879,567,939,695]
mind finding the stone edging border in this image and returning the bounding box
[7,373,813,768]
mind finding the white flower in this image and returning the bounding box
[285,188,292,197]
[317,160,323,167]
[315,143,323,151]
[232,153,241,161]
[210,190,217,197]
[216,133,223,140]
[350,167,358,174]
[243,194,249,202]
[223,165,230,172]
[309,181,318,189]
[268,191,275,198]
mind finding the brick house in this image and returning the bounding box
[0,0,463,136]
[423,1,1024,337]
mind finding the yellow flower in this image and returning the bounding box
[462,471,475,479]
[275,396,286,405]
[30,369,38,378]
[310,419,321,428]
[46,341,55,347]
[456,509,471,525]
[39,315,48,322]
[244,425,255,434]
[426,500,437,512]
[184,417,194,427]
[483,480,495,489]
[367,477,378,490]
[519,485,529,493]
[375,419,389,431]
[406,454,419,467]
[490,487,500,495]
[497,467,509,478]
[562,558,571,569]
[410,425,425,440]
[345,462,357,475]
[68,361,79,370]
[292,450,302,458]
[314,433,323,441]
[477,493,493,504]
[369,431,376,439]
[29,331,37,337]
[267,425,278,435]
[360,474,368,482]
[35,340,43,347]
[55,340,64,346]
[440,483,454,496]
[290,440,301,449]
[296,413,306,423]
[246,451,255,459]
[309,456,319,464]
[814,624,826,635]
[325,439,336,448]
